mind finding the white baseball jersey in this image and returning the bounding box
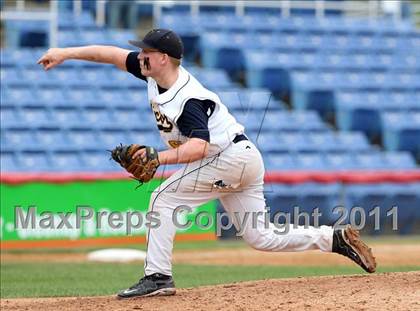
[135,64,334,278]
[146,66,244,154]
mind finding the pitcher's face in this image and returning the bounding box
[138,49,167,77]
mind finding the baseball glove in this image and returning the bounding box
[110,144,160,183]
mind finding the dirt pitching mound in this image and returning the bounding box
[2,271,419,311]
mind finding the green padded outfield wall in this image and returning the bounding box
[0,179,216,242]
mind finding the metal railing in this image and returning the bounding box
[0,0,58,47]
[412,1,420,26]
[93,0,411,28]
[0,0,415,48]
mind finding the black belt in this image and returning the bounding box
[233,134,248,144]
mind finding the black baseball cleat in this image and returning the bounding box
[117,273,176,298]
[332,225,377,273]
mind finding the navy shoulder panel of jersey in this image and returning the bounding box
[176,99,216,142]
[126,51,147,81]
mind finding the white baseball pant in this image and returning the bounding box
[144,140,334,276]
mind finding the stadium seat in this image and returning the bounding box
[0,104,19,128]
[98,128,130,148]
[0,67,22,85]
[354,152,388,170]
[18,150,50,171]
[298,183,342,225]
[382,112,420,159]
[264,153,297,170]
[295,152,326,170]
[35,127,68,150]
[50,150,84,171]
[80,150,119,171]
[382,152,417,169]
[3,127,36,148]
[256,133,289,153]
[67,127,100,149]
[0,151,19,171]
[324,152,357,170]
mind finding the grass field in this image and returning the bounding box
[1,237,420,299]
[2,262,419,298]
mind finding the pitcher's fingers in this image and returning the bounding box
[45,62,55,70]
[132,149,145,160]
[37,55,48,64]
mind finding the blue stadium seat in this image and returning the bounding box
[18,150,50,171]
[334,132,371,151]
[231,111,263,132]
[50,150,84,171]
[35,127,69,150]
[344,183,390,233]
[98,128,131,148]
[265,182,341,226]
[51,106,82,125]
[354,152,389,170]
[189,68,234,89]
[336,99,383,137]
[109,69,144,88]
[58,30,81,47]
[0,151,19,171]
[0,67,22,85]
[382,112,420,158]
[79,29,110,46]
[79,68,109,87]
[67,127,100,149]
[106,30,135,48]
[264,184,300,218]
[37,86,68,104]
[3,85,39,105]
[19,106,51,127]
[298,183,342,225]
[0,104,19,128]
[129,131,162,146]
[2,127,36,148]
[255,133,289,153]
[325,152,357,170]
[291,71,336,117]
[23,65,60,86]
[383,152,417,169]
[345,183,419,234]
[98,87,131,107]
[82,106,113,126]
[295,152,326,170]
[388,183,420,234]
[264,153,297,170]
[80,150,118,171]
[306,132,338,152]
[65,86,97,103]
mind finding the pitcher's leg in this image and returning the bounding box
[220,190,334,252]
[144,158,221,276]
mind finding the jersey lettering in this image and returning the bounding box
[151,101,174,133]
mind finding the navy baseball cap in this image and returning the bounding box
[129,29,184,60]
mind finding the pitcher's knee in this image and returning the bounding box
[242,230,270,251]
[149,189,172,212]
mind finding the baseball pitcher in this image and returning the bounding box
[38,29,377,298]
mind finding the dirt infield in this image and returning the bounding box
[2,271,420,311]
[2,242,420,310]
[2,243,420,267]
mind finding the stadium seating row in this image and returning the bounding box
[0,64,234,89]
[160,13,417,35]
[1,149,416,172]
[0,127,370,153]
[264,182,420,233]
